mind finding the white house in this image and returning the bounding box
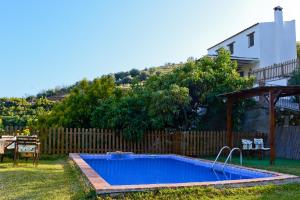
[207,6,297,85]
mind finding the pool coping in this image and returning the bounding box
[69,153,299,194]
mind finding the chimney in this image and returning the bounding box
[274,6,284,64]
[274,6,283,24]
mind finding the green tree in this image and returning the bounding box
[287,66,300,102]
[139,71,149,81]
[41,76,116,128]
[147,84,191,129]
[121,76,133,84]
[91,49,253,139]
[0,117,3,128]
[143,48,254,130]
[288,70,300,86]
[91,84,149,140]
[0,97,55,127]
[129,68,140,77]
[114,71,128,81]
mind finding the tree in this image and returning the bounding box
[0,97,55,127]
[121,75,133,84]
[147,84,191,129]
[155,71,161,76]
[129,68,140,77]
[287,67,300,102]
[297,42,300,59]
[91,84,149,140]
[40,76,116,128]
[144,48,254,130]
[288,70,300,86]
[187,56,195,62]
[139,71,149,81]
[114,71,128,81]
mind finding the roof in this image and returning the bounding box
[207,23,259,50]
[231,56,259,67]
[218,86,300,99]
[207,55,259,67]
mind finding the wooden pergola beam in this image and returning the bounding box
[219,86,300,100]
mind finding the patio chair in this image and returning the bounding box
[14,135,40,166]
[0,135,16,162]
[253,138,270,159]
[254,138,270,150]
[241,139,253,150]
[241,139,253,157]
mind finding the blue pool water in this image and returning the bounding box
[81,154,273,186]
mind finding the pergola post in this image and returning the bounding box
[226,98,233,148]
[269,91,276,165]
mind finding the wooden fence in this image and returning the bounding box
[276,126,300,160]
[1,127,266,156]
[250,59,299,83]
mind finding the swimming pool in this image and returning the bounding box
[70,153,297,194]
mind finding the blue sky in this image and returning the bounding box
[0,0,299,97]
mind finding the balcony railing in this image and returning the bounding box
[250,59,300,83]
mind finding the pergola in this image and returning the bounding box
[219,86,300,165]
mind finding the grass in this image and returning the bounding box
[102,184,300,200]
[224,157,300,176]
[1,156,300,200]
[0,155,95,200]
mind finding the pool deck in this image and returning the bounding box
[69,153,299,194]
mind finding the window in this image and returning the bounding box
[239,71,244,77]
[227,42,234,54]
[247,32,255,47]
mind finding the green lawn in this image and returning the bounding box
[0,156,95,200]
[1,156,300,200]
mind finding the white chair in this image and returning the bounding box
[254,138,270,150]
[242,139,253,150]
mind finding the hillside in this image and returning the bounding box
[35,62,183,101]
[0,60,186,128]
[0,97,55,128]
[0,50,258,130]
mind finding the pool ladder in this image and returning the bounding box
[211,146,242,171]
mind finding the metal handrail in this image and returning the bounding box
[211,146,231,169]
[222,147,242,171]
